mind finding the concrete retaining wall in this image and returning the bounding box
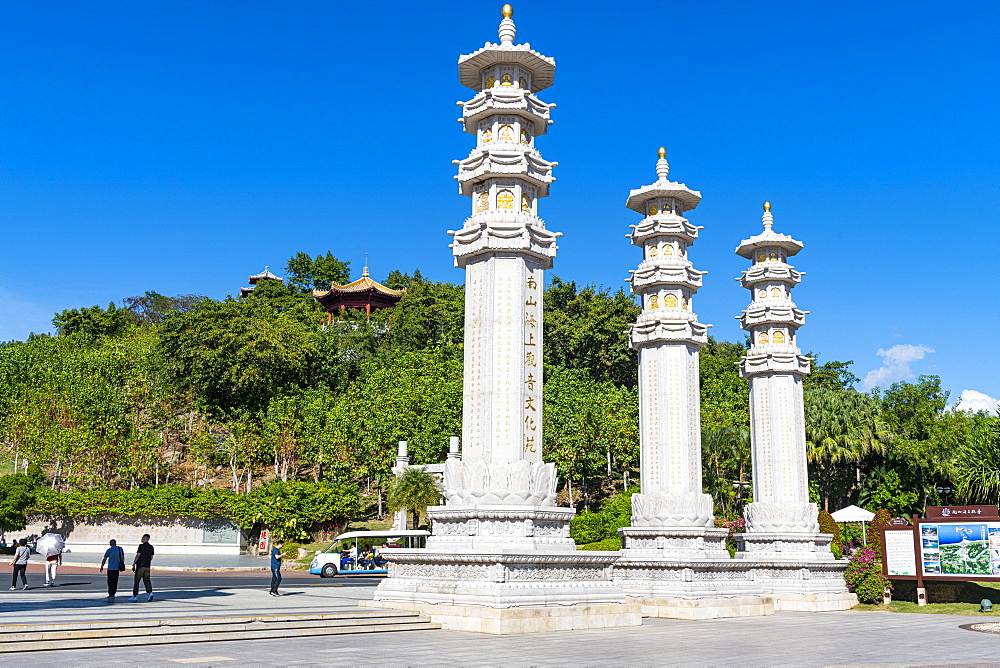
[3,514,246,555]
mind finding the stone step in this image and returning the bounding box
[0,612,440,652]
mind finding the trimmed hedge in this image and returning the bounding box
[818,509,844,559]
[30,481,362,542]
[867,509,893,560]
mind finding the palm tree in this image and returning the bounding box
[387,467,443,529]
[955,418,1000,503]
[702,426,751,517]
[805,388,888,510]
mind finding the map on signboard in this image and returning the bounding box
[919,522,1000,577]
[884,530,917,576]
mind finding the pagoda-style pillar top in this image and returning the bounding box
[625,148,702,215]
[457,5,555,92]
[735,202,804,259]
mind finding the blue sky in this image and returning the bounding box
[2,1,998,407]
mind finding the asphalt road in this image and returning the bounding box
[1,568,384,595]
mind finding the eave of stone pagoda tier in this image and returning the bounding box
[626,180,702,214]
[739,302,808,329]
[458,43,555,92]
[738,263,804,288]
[740,347,812,377]
[454,147,555,196]
[630,261,705,291]
[735,229,803,258]
[459,89,553,135]
[448,210,559,268]
[629,215,701,244]
[630,310,709,348]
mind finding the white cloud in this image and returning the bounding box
[952,389,1000,415]
[862,344,934,391]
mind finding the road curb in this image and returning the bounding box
[58,561,270,572]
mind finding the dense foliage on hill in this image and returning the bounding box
[0,251,994,534]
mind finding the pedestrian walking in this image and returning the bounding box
[41,537,63,587]
[128,534,154,602]
[99,539,126,599]
[269,539,288,596]
[9,539,30,590]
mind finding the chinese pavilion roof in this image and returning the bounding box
[312,267,406,312]
[248,266,283,284]
[240,265,284,297]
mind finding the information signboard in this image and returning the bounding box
[884,529,918,576]
[918,521,1000,578]
[926,506,996,519]
[879,507,1000,582]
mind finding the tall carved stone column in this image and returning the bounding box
[371,6,638,631]
[734,203,831,561]
[617,149,728,559]
[613,151,758,615]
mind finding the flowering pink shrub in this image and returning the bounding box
[718,518,745,536]
[844,547,890,604]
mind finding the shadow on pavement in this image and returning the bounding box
[0,588,235,615]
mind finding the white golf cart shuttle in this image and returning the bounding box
[309,530,429,577]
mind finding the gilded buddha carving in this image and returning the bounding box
[496,189,514,209]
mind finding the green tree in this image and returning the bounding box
[387,467,443,529]
[699,338,749,432]
[954,417,1000,503]
[122,291,208,324]
[157,299,320,414]
[376,277,465,352]
[226,480,362,542]
[804,358,860,391]
[878,376,971,508]
[702,425,751,518]
[544,367,639,508]
[53,303,137,338]
[805,388,887,510]
[284,251,352,293]
[544,277,641,387]
[0,467,43,533]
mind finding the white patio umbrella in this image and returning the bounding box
[831,505,876,544]
[34,533,65,558]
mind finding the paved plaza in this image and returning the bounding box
[0,572,374,626]
[2,610,998,666]
[1,576,999,666]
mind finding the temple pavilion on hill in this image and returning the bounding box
[239,266,283,297]
[312,266,405,322]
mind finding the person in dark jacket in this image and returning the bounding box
[128,534,155,602]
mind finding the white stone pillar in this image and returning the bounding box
[439,2,566,521]
[734,203,832,561]
[617,149,729,564]
[373,8,633,624]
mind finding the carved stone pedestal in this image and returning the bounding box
[371,549,641,633]
[425,504,576,553]
[613,558,761,600]
[373,498,638,632]
[618,526,731,560]
[733,531,855,609]
[734,532,836,562]
[746,560,857,610]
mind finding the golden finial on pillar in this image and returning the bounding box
[763,201,771,212]
[657,147,666,158]
[501,4,513,18]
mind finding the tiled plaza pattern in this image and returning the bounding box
[2,577,998,667]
